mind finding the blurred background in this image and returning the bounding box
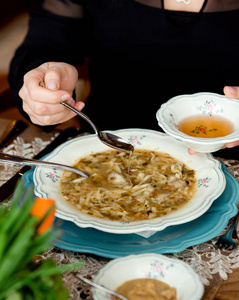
[0,0,37,113]
[0,0,39,126]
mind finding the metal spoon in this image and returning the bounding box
[76,274,128,300]
[61,101,134,152]
[0,152,89,178]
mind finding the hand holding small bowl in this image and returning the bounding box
[156,92,239,153]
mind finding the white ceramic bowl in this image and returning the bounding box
[33,128,225,234]
[92,253,204,300]
[156,92,239,153]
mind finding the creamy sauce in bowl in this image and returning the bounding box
[115,278,177,300]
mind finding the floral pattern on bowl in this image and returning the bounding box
[128,135,146,146]
[92,254,204,300]
[197,99,224,116]
[33,128,225,234]
[157,92,239,152]
[169,113,178,130]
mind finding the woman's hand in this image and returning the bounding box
[19,62,85,125]
[224,86,239,99]
[188,86,239,154]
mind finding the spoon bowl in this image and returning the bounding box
[61,102,134,152]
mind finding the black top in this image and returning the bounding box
[9,0,239,158]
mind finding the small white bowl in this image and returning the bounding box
[156,92,239,153]
[92,253,204,300]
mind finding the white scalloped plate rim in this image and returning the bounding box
[33,128,226,234]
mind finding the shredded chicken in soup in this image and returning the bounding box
[60,149,197,221]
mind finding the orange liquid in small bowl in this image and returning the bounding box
[178,115,234,138]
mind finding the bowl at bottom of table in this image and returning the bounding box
[92,253,204,300]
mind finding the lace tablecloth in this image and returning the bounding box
[0,123,239,300]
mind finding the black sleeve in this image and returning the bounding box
[8,2,89,119]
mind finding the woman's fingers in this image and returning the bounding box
[23,97,85,125]
[18,62,86,126]
[223,86,239,99]
[225,140,239,148]
[188,148,198,155]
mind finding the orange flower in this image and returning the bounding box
[30,198,56,234]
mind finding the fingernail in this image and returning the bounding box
[62,94,71,101]
[66,98,75,106]
[226,86,237,95]
[77,101,85,110]
[46,81,58,90]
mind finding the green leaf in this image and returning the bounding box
[4,291,23,300]
[0,218,35,285]
[0,228,7,262]
[5,186,35,241]
[1,184,35,250]
[0,182,84,299]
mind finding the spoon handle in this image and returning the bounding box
[0,152,89,178]
[61,101,98,134]
[76,274,128,300]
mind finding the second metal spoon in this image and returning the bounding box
[0,152,89,178]
[76,274,128,300]
[61,102,134,152]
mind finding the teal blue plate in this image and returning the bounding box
[23,164,238,258]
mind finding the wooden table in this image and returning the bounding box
[0,117,239,300]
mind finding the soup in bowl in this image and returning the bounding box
[60,148,197,222]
